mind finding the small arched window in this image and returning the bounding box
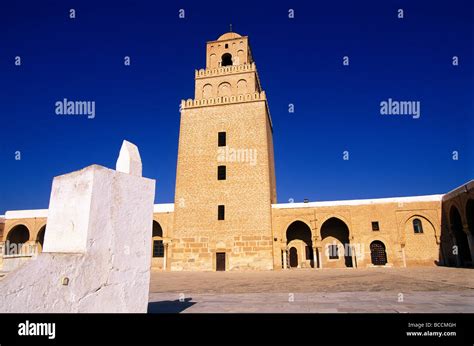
[152,221,164,257]
[202,84,213,99]
[217,82,231,97]
[413,218,423,233]
[221,53,232,66]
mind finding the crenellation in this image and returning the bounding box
[181,91,266,109]
[195,62,256,78]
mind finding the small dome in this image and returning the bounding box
[217,32,242,41]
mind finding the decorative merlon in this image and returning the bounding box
[116,140,142,177]
[195,62,256,79]
[181,91,266,109]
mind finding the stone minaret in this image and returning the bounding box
[172,32,277,271]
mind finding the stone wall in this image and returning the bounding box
[173,100,275,271]
[271,196,443,269]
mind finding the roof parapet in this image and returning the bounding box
[195,62,256,79]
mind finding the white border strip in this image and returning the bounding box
[4,204,176,219]
[5,209,49,219]
[153,203,175,213]
[272,194,443,209]
[0,190,458,218]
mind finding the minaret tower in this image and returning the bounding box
[172,31,277,271]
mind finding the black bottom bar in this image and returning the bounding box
[0,313,472,345]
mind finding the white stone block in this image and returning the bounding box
[0,145,155,312]
[43,167,95,253]
[116,140,142,176]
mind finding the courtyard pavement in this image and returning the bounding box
[148,267,474,313]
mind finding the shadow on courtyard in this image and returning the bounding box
[148,298,195,313]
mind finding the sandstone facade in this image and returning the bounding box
[1,32,473,272]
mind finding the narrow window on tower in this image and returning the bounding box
[218,132,226,147]
[371,221,380,231]
[218,165,226,180]
[218,205,225,220]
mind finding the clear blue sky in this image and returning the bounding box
[0,0,472,214]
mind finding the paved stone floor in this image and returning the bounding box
[148,267,474,313]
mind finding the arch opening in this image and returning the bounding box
[450,206,472,266]
[289,247,298,268]
[221,53,232,66]
[286,221,313,268]
[37,225,46,252]
[320,217,352,268]
[5,225,30,256]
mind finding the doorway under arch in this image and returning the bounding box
[286,221,313,268]
[289,247,298,268]
[370,240,387,266]
[320,217,352,268]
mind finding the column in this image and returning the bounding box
[163,242,168,271]
[282,249,287,270]
[0,241,4,268]
[312,247,317,269]
[351,245,357,269]
[19,240,35,257]
[401,245,407,268]
[317,247,323,269]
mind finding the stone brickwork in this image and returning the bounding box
[271,196,444,270]
[1,32,472,274]
[172,31,276,271]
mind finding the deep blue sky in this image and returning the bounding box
[0,0,472,214]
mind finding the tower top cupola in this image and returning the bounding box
[205,31,253,69]
[217,32,242,41]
